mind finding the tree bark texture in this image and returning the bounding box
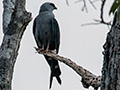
[0,0,32,90]
[101,12,120,90]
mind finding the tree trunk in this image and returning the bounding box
[0,0,32,90]
[101,12,120,90]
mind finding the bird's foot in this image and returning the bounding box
[34,47,44,53]
[34,47,39,51]
[38,49,42,53]
[44,48,49,53]
[38,48,45,53]
[44,45,49,53]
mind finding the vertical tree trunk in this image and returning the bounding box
[101,12,120,90]
[0,0,32,90]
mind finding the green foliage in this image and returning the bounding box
[109,0,120,19]
[117,6,120,20]
[109,0,120,15]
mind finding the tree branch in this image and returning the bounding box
[88,0,96,9]
[81,0,113,27]
[75,0,98,12]
[100,0,106,22]
[35,48,101,89]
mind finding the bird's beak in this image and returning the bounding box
[54,6,57,10]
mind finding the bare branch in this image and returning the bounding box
[82,0,88,12]
[75,0,88,12]
[75,0,83,3]
[81,19,111,27]
[66,0,69,6]
[81,22,101,26]
[92,0,100,3]
[80,0,113,27]
[75,0,99,12]
[35,48,101,89]
[100,0,106,22]
[88,0,96,9]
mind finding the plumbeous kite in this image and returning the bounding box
[33,2,61,89]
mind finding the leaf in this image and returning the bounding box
[117,6,120,20]
[109,0,120,15]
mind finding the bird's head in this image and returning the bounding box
[40,2,57,12]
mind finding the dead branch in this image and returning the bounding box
[75,0,98,12]
[81,0,113,27]
[35,48,101,90]
[88,0,96,9]
[99,0,112,26]
[100,0,106,22]
[66,0,69,6]
[82,0,88,12]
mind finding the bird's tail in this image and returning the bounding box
[44,55,62,89]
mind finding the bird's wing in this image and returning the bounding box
[51,18,60,54]
[33,17,42,48]
[33,17,36,37]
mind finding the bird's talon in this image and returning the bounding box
[38,49,41,53]
[34,47,38,50]
[44,49,49,53]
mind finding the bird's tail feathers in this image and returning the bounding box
[44,55,62,89]
[56,76,61,85]
[49,73,53,89]
[49,70,61,89]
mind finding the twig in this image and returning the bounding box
[75,0,99,12]
[81,19,111,26]
[81,0,113,27]
[88,0,96,9]
[82,0,88,12]
[75,0,83,3]
[75,0,88,12]
[66,0,69,6]
[81,22,101,26]
[94,19,111,25]
[34,48,101,89]
[92,0,100,3]
[100,0,106,22]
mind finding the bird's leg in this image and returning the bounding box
[38,45,44,53]
[44,44,49,53]
[41,45,44,50]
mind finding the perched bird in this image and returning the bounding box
[33,2,61,89]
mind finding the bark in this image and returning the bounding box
[0,0,32,90]
[101,12,120,90]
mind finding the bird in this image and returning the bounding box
[33,2,61,89]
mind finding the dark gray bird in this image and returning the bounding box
[33,2,61,89]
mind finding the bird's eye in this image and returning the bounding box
[50,3,55,7]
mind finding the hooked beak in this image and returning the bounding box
[54,6,57,10]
